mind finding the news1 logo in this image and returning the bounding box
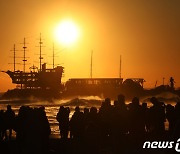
[143,138,180,152]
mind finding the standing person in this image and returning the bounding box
[70,106,84,139]
[0,110,6,140]
[142,103,150,133]
[117,94,128,133]
[36,107,51,154]
[4,105,15,140]
[98,98,113,139]
[149,97,166,137]
[56,106,70,139]
[166,104,176,135]
[170,77,175,90]
[173,102,180,140]
[128,97,145,135]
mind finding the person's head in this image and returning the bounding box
[75,106,80,112]
[84,108,89,114]
[150,97,158,105]
[132,97,139,106]
[90,107,97,114]
[142,102,147,108]
[59,106,64,112]
[105,98,111,106]
[40,106,45,111]
[7,105,11,110]
[118,94,125,104]
[166,104,174,112]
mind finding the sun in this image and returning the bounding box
[54,20,80,45]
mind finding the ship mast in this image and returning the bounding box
[39,33,43,72]
[119,55,122,78]
[51,43,58,69]
[22,38,27,72]
[53,43,55,69]
[13,44,16,72]
[9,44,18,72]
[90,50,93,78]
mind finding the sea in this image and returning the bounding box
[0,93,179,138]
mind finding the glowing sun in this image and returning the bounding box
[54,20,80,45]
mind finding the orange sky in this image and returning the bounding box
[0,0,180,92]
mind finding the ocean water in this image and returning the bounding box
[0,95,178,138]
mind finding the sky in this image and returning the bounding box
[0,0,180,92]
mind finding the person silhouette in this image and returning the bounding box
[128,97,145,136]
[0,110,6,141]
[4,105,15,140]
[99,98,113,139]
[173,102,180,140]
[166,104,176,135]
[117,94,128,133]
[56,106,69,139]
[70,106,84,139]
[142,102,150,132]
[170,77,175,90]
[149,97,165,137]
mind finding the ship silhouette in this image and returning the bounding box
[2,63,64,99]
[1,35,64,99]
[1,35,179,100]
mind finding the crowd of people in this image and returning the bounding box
[0,105,50,154]
[0,94,180,153]
[57,95,180,139]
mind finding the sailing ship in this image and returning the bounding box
[1,35,64,99]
